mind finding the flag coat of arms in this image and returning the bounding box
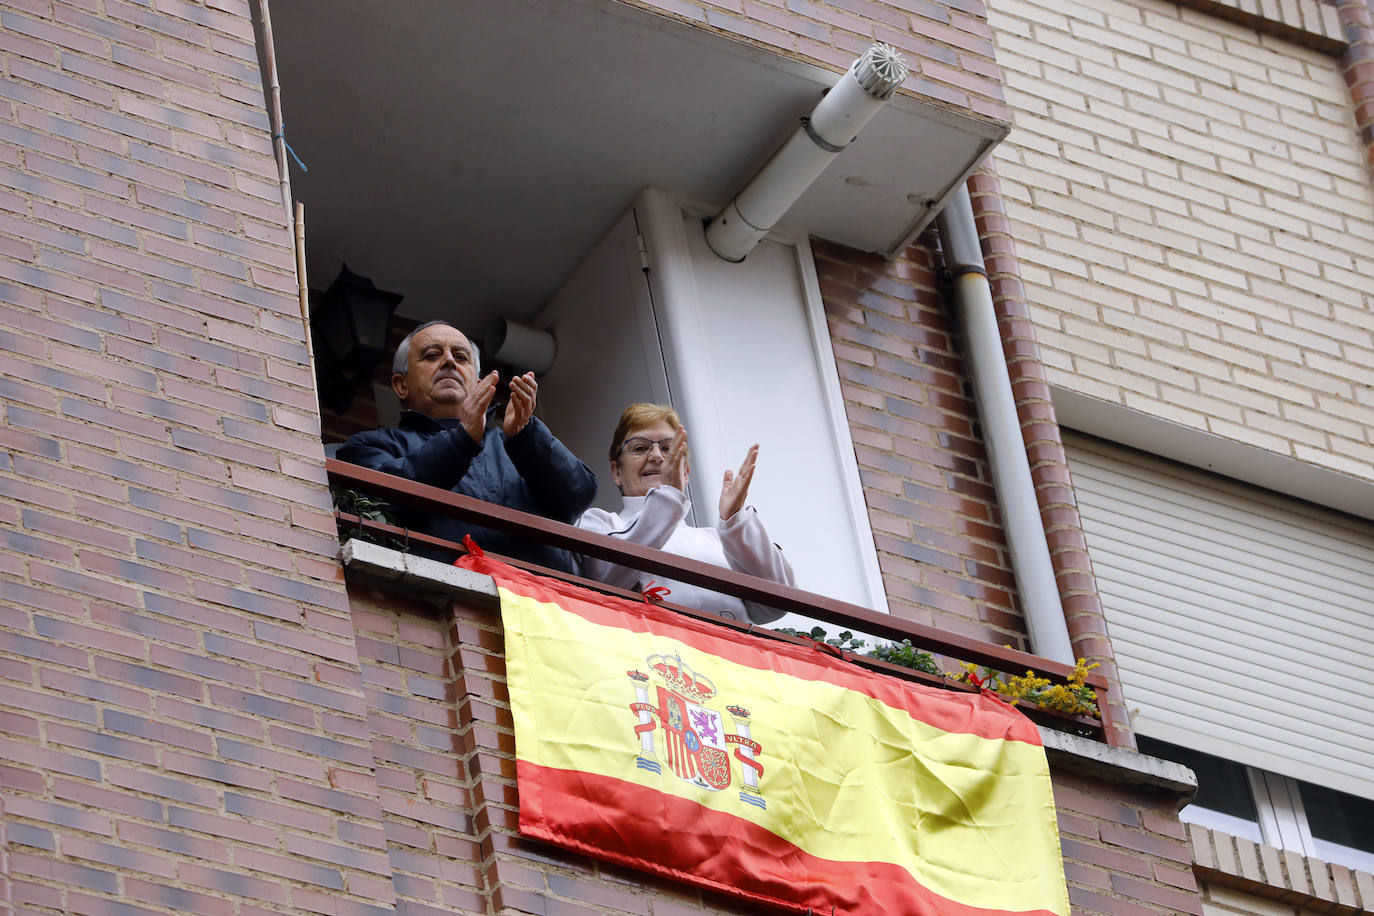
[462,554,1071,916]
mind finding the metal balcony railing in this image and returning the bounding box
[327,458,1114,741]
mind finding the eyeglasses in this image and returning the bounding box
[618,437,675,458]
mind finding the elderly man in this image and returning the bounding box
[338,320,596,572]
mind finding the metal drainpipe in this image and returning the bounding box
[935,184,1075,665]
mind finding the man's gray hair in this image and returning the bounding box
[392,320,480,377]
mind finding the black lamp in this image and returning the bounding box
[312,263,403,414]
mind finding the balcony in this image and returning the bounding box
[327,458,1115,742]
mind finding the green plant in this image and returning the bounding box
[331,486,406,549]
[776,626,1098,720]
[869,639,939,675]
[777,628,937,676]
[950,658,1100,718]
[776,627,868,653]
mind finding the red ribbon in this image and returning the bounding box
[642,581,671,604]
[629,702,658,736]
[631,717,657,737]
[733,747,764,777]
[798,634,843,659]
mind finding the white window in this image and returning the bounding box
[1065,433,1374,871]
[1139,736,1374,874]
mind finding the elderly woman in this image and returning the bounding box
[577,403,794,623]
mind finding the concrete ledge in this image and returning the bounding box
[1041,726,1198,799]
[1170,0,1346,55]
[1054,388,1374,520]
[340,539,499,608]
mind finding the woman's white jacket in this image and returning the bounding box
[577,485,794,623]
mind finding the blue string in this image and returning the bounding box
[272,124,308,172]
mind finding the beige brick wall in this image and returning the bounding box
[987,0,1374,482]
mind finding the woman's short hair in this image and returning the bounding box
[610,403,681,462]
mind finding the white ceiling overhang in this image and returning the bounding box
[271,0,1006,325]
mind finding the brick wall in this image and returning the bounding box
[343,574,1201,915]
[1335,0,1374,169]
[987,0,1374,481]
[0,1,1193,913]
[1053,769,1205,915]
[1190,823,1374,914]
[813,235,1030,648]
[621,0,1013,122]
[0,0,397,912]
[813,226,1128,743]
[1177,0,1344,51]
[347,589,485,915]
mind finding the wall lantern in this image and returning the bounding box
[311,263,403,414]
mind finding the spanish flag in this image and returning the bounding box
[463,554,1070,916]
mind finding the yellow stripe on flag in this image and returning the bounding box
[498,579,1070,916]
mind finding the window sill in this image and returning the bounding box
[1189,823,1374,914]
[340,536,500,608]
[1041,728,1195,797]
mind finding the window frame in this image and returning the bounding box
[1165,745,1374,873]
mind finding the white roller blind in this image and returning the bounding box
[1064,433,1374,800]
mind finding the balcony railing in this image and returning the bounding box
[327,458,1115,741]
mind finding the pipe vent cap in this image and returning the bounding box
[851,43,907,99]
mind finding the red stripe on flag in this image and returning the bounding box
[667,730,683,777]
[467,556,1040,746]
[518,760,1060,916]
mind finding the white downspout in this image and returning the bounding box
[705,44,907,262]
[935,184,1075,665]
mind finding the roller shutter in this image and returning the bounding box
[1064,433,1374,800]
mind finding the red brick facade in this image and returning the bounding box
[0,0,1217,912]
[1335,0,1374,170]
[1053,767,1203,916]
[814,235,1028,648]
[0,0,393,910]
[813,212,1133,746]
[963,171,1131,748]
[621,0,1013,123]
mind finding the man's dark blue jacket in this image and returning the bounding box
[337,409,597,572]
